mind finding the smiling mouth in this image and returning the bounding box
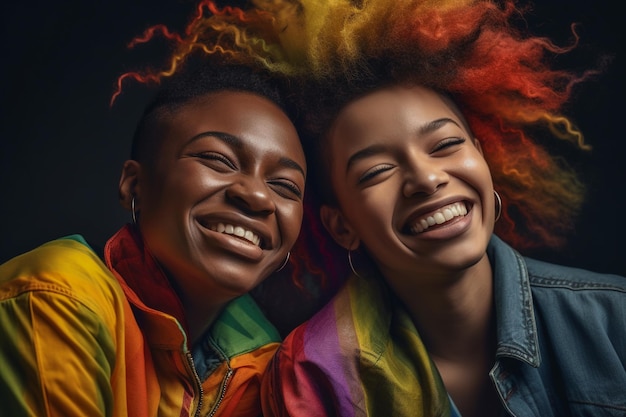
[209,223,262,247]
[409,202,468,234]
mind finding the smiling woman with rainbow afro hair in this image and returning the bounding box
[112,2,626,416]
[114,0,598,252]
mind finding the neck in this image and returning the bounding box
[383,255,500,417]
[388,254,495,360]
[167,276,231,346]
[185,304,225,346]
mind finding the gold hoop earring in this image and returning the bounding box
[348,249,363,279]
[131,196,138,225]
[276,252,290,272]
[494,190,502,223]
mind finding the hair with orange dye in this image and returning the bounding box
[113,0,601,295]
[244,0,597,252]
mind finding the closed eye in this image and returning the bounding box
[358,163,395,184]
[192,152,237,170]
[269,179,302,200]
[432,137,465,153]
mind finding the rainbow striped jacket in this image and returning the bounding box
[0,225,280,417]
[261,268,457,417]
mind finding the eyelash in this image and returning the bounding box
[270,180,302,199]
[432,137,465,152]
[358,164,394,183]
[193,152,237,169]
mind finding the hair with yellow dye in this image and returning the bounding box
[113,0,601,255]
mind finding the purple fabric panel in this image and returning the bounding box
[302,300,357,417]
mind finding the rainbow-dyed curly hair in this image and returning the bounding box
[113,0,600,275]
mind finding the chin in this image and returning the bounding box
[215,268,269,295]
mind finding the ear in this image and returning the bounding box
[118,160,141,211]
[320,205,360,250]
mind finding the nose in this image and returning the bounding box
[226,176,276,215]
[402,151,449,198]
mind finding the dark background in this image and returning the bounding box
[1,1,624,276]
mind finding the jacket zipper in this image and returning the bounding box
[209,368,233,417]
[186,351,204,417]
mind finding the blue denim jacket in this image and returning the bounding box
[488,235,626,416]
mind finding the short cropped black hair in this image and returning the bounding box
[131,57,290,164]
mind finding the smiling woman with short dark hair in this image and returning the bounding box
[0,26,306,417]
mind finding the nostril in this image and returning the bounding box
[402,168,449,198]
[226,182,276,214]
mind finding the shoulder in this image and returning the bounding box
[489,234,626,292]
[525,257,626,292]
[278,273,391,365]
[0,235,125,314]
[525,258,626,343]
[265,280,365,415]
[526,257,626,320]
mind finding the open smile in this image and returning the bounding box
[408,202,468,234]
[208,222,263,247]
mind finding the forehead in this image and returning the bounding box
[326,85,468,153]
[158,91,305,163]
[334,85,460,133]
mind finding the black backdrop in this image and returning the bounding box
[1,0,624,276]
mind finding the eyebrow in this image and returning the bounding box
[188,131,242,148]
[188,131,306,177]
[278,157,306,178]
[345,144,389,173]
[345,117,463,173]
[420,117,462,135]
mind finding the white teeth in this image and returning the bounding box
[211,222,261,246]
[410,202,468,234]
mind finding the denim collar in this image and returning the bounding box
[488,235,541,367]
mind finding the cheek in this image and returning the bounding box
[342,190,393,238]
[460,155,493,187]
[461,155,481,170]
[161,167,219,202]
[140,171,205,229]
[279,204,304,246]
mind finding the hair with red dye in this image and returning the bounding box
[113,0,602,304]
[241,0,597,252]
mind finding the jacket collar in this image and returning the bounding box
[192,294,281,379]
[104,224,280,356]
[489,235,541,367]
[104,224,190,348]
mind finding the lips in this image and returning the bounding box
[408,202,468,234]
[208,222,262,247]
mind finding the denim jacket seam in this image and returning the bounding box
[529,276,626,292]
[512,249,541,366]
